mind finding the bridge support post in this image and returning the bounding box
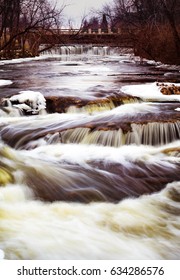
[108,26,112,34]
[88,28,92,34]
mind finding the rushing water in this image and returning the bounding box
[0,45,180,260]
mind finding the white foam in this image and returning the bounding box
[0,249,5,260]
[0,181,180,259]
[95,103,158,121]
[27,141,180,169]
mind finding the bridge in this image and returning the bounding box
[0,27,133,59]
[39,28,133,47]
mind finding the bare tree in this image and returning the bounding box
[0,0,64,58]
[105,0,180,64]
[159,0,180,54]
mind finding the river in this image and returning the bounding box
[0,45,180,259]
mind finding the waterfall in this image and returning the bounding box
[127,122,180,146]
[66,100,115,114]
[1,117,180,149]
[41,44,124,56]
[61,128,126,147]
[60,122,180,147]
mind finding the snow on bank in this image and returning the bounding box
[0,79,13,86]
[0,55,53,66]
[121,82,180,102]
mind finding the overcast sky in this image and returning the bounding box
[56,0,111,27]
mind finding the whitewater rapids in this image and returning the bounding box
[0,180,180,260]
[0,141,180,202]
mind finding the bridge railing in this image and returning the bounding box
[47,28,123,35]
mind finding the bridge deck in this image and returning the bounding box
[40,29,133,47]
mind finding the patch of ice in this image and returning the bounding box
[0,79,13,86]
[0,55,52,66]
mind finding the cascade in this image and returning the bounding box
[126,122,180,146]
[60,121,180,147]
[1,116,180,149]
[61,128,126,147]
[41,44,121,56]
[66,100,115,114]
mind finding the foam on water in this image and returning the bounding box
[0,249,5,260]
[0,180,180,259]
[29,140,180,166]
[0,141,179,203]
